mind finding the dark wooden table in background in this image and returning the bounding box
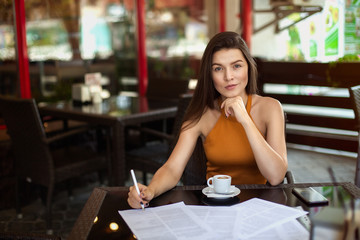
[38,95,177,186]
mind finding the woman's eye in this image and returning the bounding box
[213,66,222,72]
[234,64,241,69]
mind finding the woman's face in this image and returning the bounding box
[211,48,248,100]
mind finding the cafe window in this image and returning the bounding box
[146,0,207,59]
[0,0,136,99]
[0,0,208,99]
[145,0,207,84]
[0,0,16,96]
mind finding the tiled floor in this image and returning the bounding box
[0,147,357,239]
[287,146,356,183]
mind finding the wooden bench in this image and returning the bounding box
[256,59,359,155]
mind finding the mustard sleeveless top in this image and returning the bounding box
[203,95,266,184]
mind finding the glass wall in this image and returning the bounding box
[0,0,17,96]
[0,0,208,100]
[144,0,207,95]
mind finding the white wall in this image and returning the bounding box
[225,0,241,32]
[251,0,288,60]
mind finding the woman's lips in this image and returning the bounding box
[225,84,237,90]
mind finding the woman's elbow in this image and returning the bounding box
[267,160,289,186]
[267,173,287,186]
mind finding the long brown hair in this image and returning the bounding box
[183,31,258,129]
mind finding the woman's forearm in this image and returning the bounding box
[147,163,182,198]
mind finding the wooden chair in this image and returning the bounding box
[0,96,107,233]
[349,85,360,187]
[124,78,190,151]
[182,137,208,185]
[146,78,190,102]
[126,94,193,184]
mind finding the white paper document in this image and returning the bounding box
[187,205,238,239]
[234,198,308,239]
[247,219,310,240]
[119,202,214,240]
[118,198,308,240]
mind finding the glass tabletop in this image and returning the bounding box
[75,184,357,240]
[39,95,177,117]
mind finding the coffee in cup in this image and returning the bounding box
[207,175,232,194]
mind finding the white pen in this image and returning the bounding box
[130,169,145,210]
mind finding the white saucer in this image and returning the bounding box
[202,186,240,199]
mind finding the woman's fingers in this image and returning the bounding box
[221,98,237,117]
[128,185,144,208]
[127,184,152,209]
[221,97,246,118]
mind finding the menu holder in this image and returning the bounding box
[72,83,91,105]
[85,72,103,103]
[72,73,103,105]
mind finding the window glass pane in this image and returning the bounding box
[19,0,136,101]
[0,0,17,96]
[27,19,71,61]
[0,0,208,99]
[146,0,207,85]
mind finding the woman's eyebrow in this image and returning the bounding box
[212,59,244,66]
[231,59,244,64]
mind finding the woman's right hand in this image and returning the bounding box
[127,183,155,209]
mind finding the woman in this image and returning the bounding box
[128,31,288,209]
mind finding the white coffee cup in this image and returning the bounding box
[207,175,232,194]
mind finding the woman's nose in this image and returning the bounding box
[224,69,233,81]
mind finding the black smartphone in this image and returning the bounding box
[292,187,329,206]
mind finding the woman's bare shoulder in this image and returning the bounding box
[182,107,214,132]
[197,106,221,136]
[252,94,282,110]
[251,95,284,123]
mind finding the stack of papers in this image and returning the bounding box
[118,198,309,240]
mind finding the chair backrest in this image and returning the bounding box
[182,137,207,185]
[171,93,192,134]
[349,85,360,187]
[0,96,53,183]
[168,93,193,151]
[147,78,190,102]
[177,94,207,185]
